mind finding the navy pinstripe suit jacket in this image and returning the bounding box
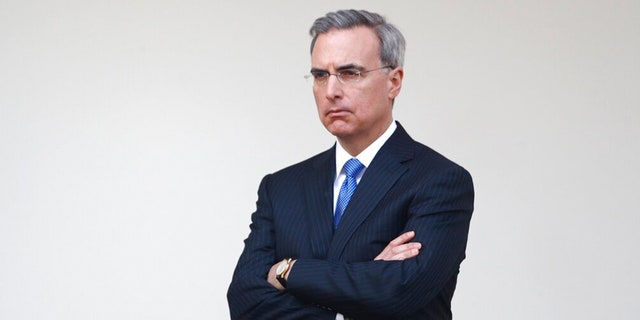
[227,122,474,319]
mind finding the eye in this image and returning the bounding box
[340,69,361,81]
[311,71,329,80]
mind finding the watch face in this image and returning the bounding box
[276,260,287,275]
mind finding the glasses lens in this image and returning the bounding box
[339,69,361,83]
[316,72,329,83]
[308,71,327,86]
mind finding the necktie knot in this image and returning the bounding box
[343,158,365,178]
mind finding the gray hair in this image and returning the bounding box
[309,9,405,68]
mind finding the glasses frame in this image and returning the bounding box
[305,65,394,86]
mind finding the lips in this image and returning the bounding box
[326,108,350,117]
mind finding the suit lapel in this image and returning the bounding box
[328,123,415,260]
[303,146,336,259]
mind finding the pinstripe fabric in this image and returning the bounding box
[228,122,474,320]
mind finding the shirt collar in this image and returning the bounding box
[335,121,397,178]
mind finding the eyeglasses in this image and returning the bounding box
[304,65,393,86]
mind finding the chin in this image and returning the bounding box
[328,127,355,139]
[323,121,350,136]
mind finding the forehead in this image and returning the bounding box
[311,26,381,68]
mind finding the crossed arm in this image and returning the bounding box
[267,230,422,290]
[228,166,474,319]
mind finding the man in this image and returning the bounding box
[227,9,474,320]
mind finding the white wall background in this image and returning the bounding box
[1,1,638,319]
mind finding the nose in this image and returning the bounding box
[324,74,343,100]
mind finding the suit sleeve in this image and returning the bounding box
[286,166,474,319]
[227,174,334,320]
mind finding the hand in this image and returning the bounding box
[267,262,284,290]
[267,259,296,291]
[374,231,422,261]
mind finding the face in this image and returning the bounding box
[311,26,403,150]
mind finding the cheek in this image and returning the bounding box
[312,88,324,106]
[312,91,328,121]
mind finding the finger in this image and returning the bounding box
[388,231,415,246]
[390,242,422,255]
[374,232,419,261]
[390,247,420,260]
[375,242,421,261]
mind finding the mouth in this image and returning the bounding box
[326,107,350,117]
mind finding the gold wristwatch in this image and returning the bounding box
[275,258,293,288]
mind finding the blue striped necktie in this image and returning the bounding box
[334,158,365,230]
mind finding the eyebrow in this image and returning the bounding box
[310,64,364,73]
[336,64,363,71]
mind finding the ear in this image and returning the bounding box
[388,67,404,100]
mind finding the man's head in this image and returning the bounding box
[308,10,405,155]
[309,10,405,69]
